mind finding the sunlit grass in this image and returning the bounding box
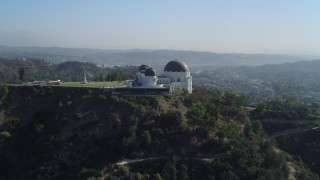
[62,81,122,88]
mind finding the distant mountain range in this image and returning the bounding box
[0,45,317,67]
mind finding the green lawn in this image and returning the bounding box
[62,81,122,88]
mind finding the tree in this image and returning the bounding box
[159,110,184,130]
[0,84,9,99]
[253,104,265,119]
[18,67,25,81]
[141,130,152,146]
[243,121,254,138]
[178,164,189,180]
[152,173,163,180]
[0,131,11,138]
[223,91,238,107]
[186,103,206,131]
[121,132,136,152]
[163,160,177,180]
[117,166,130,176]
[99,73,104,82]
[252,120,263,134]
[219,171,239,180]
[134,173,144,180]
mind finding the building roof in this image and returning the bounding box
[145,68,156,76]
[164,60,190,72]
[157,75,168,78]
[139,65,149,72]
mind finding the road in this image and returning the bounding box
[114,125,320,166]
[269,126,319,139]
[260,119,319,124]
[115,156,214,166]
[115,156,166,166]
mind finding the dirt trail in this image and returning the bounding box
[269,126,319,139]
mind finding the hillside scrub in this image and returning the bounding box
[0,86,318,179]
[0,58,137,83]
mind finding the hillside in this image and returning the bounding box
[0,58,137,83]
[0,86,318,179]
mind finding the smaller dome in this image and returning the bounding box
[139,65,149,72]
[145,68,156,76]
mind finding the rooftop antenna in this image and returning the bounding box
[81,72,88,84]
[80,71,93,84]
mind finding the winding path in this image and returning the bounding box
[268,126,319,139]
[115,156,214,166]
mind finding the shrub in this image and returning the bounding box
[117,166,130,176]
[141,130,152,146]
[0,84,9,99]
[152,173,163,180]
[78,168,97,178]
[0,131,11,138]
[134,173,143,180]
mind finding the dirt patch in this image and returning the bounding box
[287,162,297,180]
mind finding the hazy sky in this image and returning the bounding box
[1,0,320,55]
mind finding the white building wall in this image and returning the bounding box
[157,77,170,84]
[163,71,192,94]
[142,76,158,87]
[136,72,144,85]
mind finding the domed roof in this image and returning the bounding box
[145,68,156,76]
[164,60,189,72]
[139,65,149,72]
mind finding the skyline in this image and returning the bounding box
[1,0,320,55]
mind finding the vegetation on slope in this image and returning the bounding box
[0,58,136,83]
[276,130,320,178]
[0,86,318,179]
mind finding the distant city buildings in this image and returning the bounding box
[264,88,274,98]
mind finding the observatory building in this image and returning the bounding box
[124,60,192,94]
